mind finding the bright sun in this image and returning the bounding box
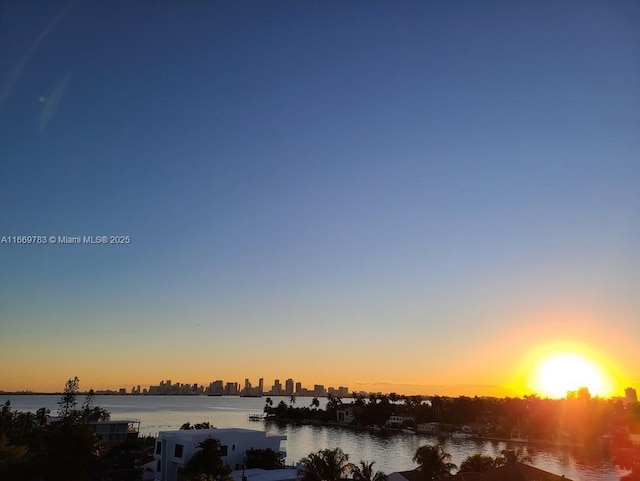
[529,351,615,399]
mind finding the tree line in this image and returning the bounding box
[0,377,152,481]
[265,391,640,446]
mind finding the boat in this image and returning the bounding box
[248,414,265,421]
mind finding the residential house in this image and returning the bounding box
[153,428,286,481]
[385,414,415,428]
[90,419,140,442]
[336,404,358,424]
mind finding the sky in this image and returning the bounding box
[1,1,639,397]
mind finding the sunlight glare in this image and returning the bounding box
[531,352,612,398]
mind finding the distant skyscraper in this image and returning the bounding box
[225,382,239,395]
[258,378,264,395]
[285,378,294,396]
[625,387,638,404]
[314,384,326,397]
[295,382,302,394]
[272,379,282,395]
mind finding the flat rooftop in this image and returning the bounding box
[231,468,299,481]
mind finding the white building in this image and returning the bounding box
[154,428,286,481]
[385,414,415,427]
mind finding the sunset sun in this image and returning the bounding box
[529,351,614,398]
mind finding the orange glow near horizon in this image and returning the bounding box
[523,343,620,398]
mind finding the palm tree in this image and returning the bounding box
[352,460,387,481]
[458,453,496,472]
[496,447,531,466]
[413,444,457,480]
[290,395,296,406]
[264,397,273,414]
[299,447,354,481]
[353,394,366,408]
[311,397,320,409]
[326,394,342,412]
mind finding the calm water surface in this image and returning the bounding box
[4,395,625,481]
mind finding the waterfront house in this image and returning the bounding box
[153,428,286,481]
[90,419,140,442]
[385,414,415,428]
[336,404,358,424]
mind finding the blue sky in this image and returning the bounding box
[1,1,639,394]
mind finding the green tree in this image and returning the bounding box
[57,377,80,421]
[351,460,387,481]
[458,453,496,472]
[245,448,285,469]
[496,447,531,466]
[35,419,101,481]
[0,401,14,436]
[326,394,342,411]
[353,394,366,408]
[299,447,354,481]
[264,397,274,414]
[34,377,109,481]
[180,421,213,430]
[413,444,457,480]
[183,437,231,481]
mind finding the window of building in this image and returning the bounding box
[220,445,228,456]
[155,442,162,454]
[174,443,184,458]
[232,444,235,451]
[157,460,161,472]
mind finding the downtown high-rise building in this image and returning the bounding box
[285,378,294,396]
[625,387,638,404]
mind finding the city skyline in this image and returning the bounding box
[3,373,638,402]
[1,2,639,397]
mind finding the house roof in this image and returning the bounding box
[389,469,423,481]
[464,463,570,481]
[231,468,299,481]
[450,473,490,481]
[396,463,570,481]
